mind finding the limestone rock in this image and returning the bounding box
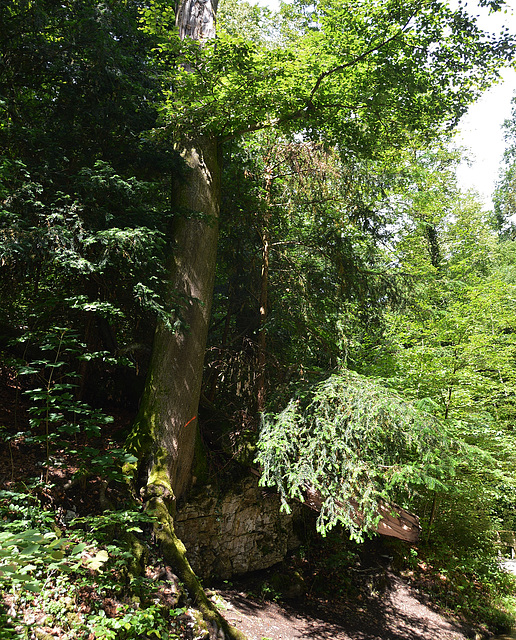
[175,476,302,579]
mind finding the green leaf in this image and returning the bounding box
[87,550,109,571]
[71,543,87,555]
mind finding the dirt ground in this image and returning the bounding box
[217,573,478,640]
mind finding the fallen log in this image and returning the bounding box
[375,501,421,543]
[303,485,420,543]
[250,468,421,543]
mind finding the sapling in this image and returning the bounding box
[15,326,133,497]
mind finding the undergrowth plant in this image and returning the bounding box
[11,326,136,485]
[400,536,516,634]
[0,325,169,636]
[0,489,109,594]
[0,489,187,639]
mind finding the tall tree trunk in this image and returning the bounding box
[131,137,221,498]
[126,3,247,637]
[256,167,272,413]
[130,0,220,499]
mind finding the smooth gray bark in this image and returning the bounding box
[130,0,220,499]
[133,138,221,498]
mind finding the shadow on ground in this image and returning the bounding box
[218,573,474,640]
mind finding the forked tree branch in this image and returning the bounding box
[305,10,417,109]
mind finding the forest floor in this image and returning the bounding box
[214,572,480,640]
[0,370,512,640]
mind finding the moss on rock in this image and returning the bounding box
[145,476,247,640]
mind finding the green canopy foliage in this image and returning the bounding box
[0,0,185,404]
[147,0,515,151]
[494,99,516,235]
[206,133,404,419]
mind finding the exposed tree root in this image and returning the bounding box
[145,488,247,640]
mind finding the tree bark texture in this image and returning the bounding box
[176,0,218,40]
[130,0,221,499]
[256,168,272,414]
[132,137,221,499]
[146,490,246,640]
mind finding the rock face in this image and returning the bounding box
[175,476,302,579]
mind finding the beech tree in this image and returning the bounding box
[125,1,515,629]
[129,0,515,496]
[367,143,516,552]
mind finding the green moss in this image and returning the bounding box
[146,490,247,640]
[66,612,81,627]
[190,609,210,639]
[148,448,174,495]
[119,530,148,578]
[125,408,156,462]
[125,365,168,464]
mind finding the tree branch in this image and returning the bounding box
[220,11,416,143]
[305,11,416,109]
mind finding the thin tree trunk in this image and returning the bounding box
[208,283,233,403]
[256,170,272,413]
[426,492,439,544]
